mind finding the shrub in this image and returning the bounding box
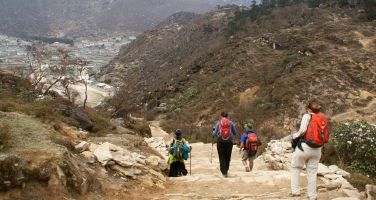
[160,117,212,143]
[0,123,11,149]
[363,0,376,20]
[203,24,215,33]
[86,108,116,136]
[347,172,376,191]
[333,121,376,178]
[145,109,157,121]
[225,5,272,37]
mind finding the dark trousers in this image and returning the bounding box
[217,141,233,175]
[168,161,188,177]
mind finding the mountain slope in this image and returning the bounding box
[100,4,376,137]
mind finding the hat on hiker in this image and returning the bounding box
[307,101,321,114]
[244,122,253,130]
[174,129,182,138]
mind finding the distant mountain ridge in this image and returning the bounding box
[0,0,254,38]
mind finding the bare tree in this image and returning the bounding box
[26,43,91,106]
[61,77,75,102]
[76,59,90,109]
[26,44,50,91]
[42,48,71,95]
[71,90,80,105]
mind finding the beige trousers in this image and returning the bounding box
[291,143,322,200]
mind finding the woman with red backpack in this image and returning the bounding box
[290,101,329,200]
[212,111,237,178]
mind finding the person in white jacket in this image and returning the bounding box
[290,101,322,200]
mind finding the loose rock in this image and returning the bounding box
[75,141,89,152]
[81,151,95,164]
[93,143,113,165]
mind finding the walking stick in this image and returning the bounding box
[210,128,215,164]
[189,146,192,176]
[210,136,214,164]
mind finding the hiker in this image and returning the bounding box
[212,111,237,177]
[290,101,329,200]
[239,122,261,172]
[167,129,191,177]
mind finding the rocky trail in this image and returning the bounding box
[144,123,364,200]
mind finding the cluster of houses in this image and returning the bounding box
[0,34,31,69]
[72,35,136,74]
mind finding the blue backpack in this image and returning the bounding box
[172,139,190,160]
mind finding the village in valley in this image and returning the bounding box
[0,33,138,106]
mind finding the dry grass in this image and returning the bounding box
[0,123,11,150]
[0,73,119,137]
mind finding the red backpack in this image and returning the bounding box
[219,118,231,140]
[305,113,329,147]
[245,133,258,152]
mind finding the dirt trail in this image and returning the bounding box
[354,31,376,51]
[332,91,376,124]
[71,83,111,107]
[147,124,347,200]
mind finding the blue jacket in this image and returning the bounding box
[212,118,237,138]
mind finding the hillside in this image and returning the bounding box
[0,0,253,38]
[99,4,376,140]
[0,72,170,199]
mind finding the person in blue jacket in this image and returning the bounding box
[239,123,261,172]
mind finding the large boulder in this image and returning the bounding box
[329,165,350,178]
[58,105,94,131]
[318,163,332,176]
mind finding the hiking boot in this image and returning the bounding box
[288,193,301,197]
[245,167,250,172]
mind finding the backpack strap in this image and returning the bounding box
[303,114,313,141]
[171,139,175,147]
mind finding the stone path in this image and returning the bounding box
[147,124,359,200]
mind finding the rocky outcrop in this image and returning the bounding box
[366,184,376,200]
[77,140,167,184]
[144,137,169,158]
